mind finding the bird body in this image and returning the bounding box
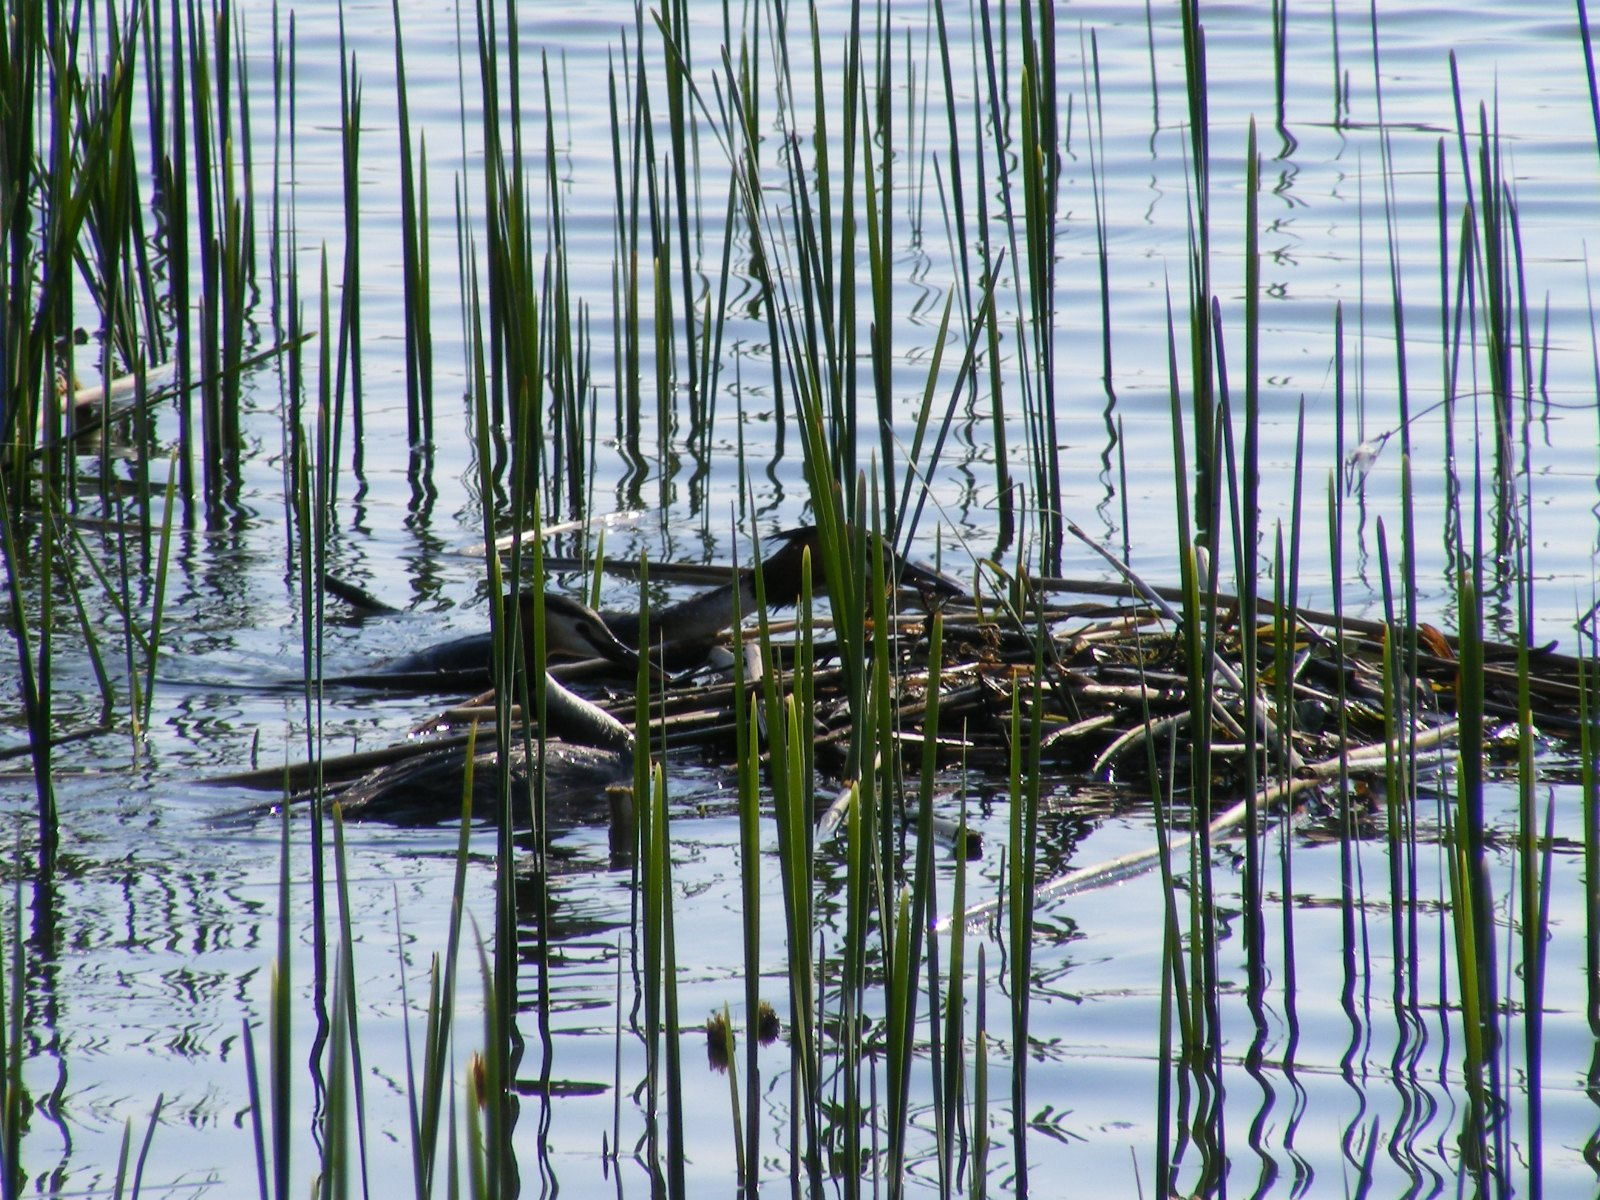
[351,525,963,689]
[334,593,639,823]
[331,526,964,823]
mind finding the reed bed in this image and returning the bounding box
[0,0,1595,1195]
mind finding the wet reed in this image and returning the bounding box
[0,0,1590,1195]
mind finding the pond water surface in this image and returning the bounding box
[6,0,1600,1195]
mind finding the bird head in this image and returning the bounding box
[520,592,645,673]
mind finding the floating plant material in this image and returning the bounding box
[217,561,1589,835]
[705,1011,733,1073]
[755,1001,781,1046]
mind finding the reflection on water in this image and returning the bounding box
[3,0,1599,1192]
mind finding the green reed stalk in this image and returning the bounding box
[322,816,355,1198]
[1184,543,1225,1190]
[717,1001,743,1179]
[1084,28,1114,398]
[111,1093,162,1199]
[1144,633,1186,1196]
[331,5,362,487]
[922,3,966,333]
[1374,520,1416,1035]
[1512,376,1547,1191]
[858,492,902,1192]
[1154,298,1196,1198]
[539,55,589,519]
[1435,143,1461,487]
[185,0,222,510]
[605,50,641,480]
[965,7,1013,548]
[502,522,535,1190]
[887,614,943,1199]
[466,250,519,1196]
[838,553,889,1196]
[658,0,700,418]
[322,943,352,1200]
[1581,0,1600,163]
[749,541,822,1193]
[705,18,878,773]
[462,1047,484,1197]
[0,2,44,479]
[138,455,180,734]
[47,460,164,756]
[637,714,662,1154]
[837,775,867,1192]
[291,255,333,1000]
[46,500,123,733]
[1,868,23,1200]
[389,0,433,456]
[1450,428,1500,1193]
[868,17,899,526]
[267,797,293,1200]
[34,1,86,498]
[1515,610,1546,1194]
[0,0,129,866]
[137,4,172,370]
[1398,459,1424,1018]
[164,0,196,512]
[940,707,969,1194]
[1580,614,1600,1164]
[82,8,142,505]
[971,944,988,1200]
[1273,405,1307,1031]
[730,565,764,1186]
[655,761,687,1198]
[1327,304,1363,1043]
[1015,2,1062,569]
[1005,596,1043,1196]
[241,974,266,1195]
[632,558,655,830]
[231,3,259,291]
[1178,0,1216,538]
[1373,73,1430,1028]
[772,6,845,476]
[0,475,56,869]
[189,0,254,515]
[395,730,479,1197]
[1171,281,1225,1186]
[471,934,505,1200]
[474,0,538,461]
[633,562,666,1179]
[1237,118,1264,994]
[1447,72,1523,569]
[329,807,373,1186]
[893,265,1002,560]
[1369,34,1414,475]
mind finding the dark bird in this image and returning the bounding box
[334,592,640,823]
[344,525,964,691]
[329,527,964,823]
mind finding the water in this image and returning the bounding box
[6,0,1600,1193]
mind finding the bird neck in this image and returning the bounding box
[540,673,634,753]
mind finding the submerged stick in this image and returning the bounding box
[1066,520,1306,774]
[939,719,1460,932]
[204,730,474,791]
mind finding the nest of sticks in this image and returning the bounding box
[216,551,1585,840]
[408,588,1569,797]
